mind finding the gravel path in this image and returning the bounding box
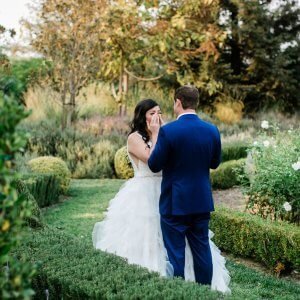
[213,187,247,211]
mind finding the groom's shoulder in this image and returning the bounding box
[161,120,178,131]
[201,121,221,140]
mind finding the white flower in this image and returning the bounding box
[283,202,292,212]
[292,161,300,171]
[263,140,270,147]
[253,141,259,146]
[261,120,269,129]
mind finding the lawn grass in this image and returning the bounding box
[42,179,300,299]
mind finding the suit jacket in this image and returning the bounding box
[148,114,221,216]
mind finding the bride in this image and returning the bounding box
[92,99,231,293]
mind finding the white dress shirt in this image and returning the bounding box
[177,112,197,120]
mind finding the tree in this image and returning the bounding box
[217,0,300,112]
[26,0,107,128]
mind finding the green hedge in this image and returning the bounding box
[27,156,71,194]
[15,179,44,228]
[210,159,246,189]
[210,207,300,273]
[16,228,220,300]
[21,173,61,208]
[221,142,249,163]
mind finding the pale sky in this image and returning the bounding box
[0,0,32,33]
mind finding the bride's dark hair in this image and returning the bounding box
[129,99,159,144]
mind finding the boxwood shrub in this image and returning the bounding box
[15,179,44,228]
[21,173,61,208]
[27,156,71,194]
[210,207,300,273]
[210,159,246,189]
[221,142,249,163]
[16,228,220,300]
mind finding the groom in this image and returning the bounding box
[148,85,221,285]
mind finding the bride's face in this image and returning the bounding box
[145,106,162,124]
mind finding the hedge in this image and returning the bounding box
[21,173,61,208]
[210,207,300,273]
[15,179,44,228]
[27,156,71,194]
[221,142,249,163]
[15,228,220,300]
[210,159,246,189]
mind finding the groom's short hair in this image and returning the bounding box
[174,85,199,109]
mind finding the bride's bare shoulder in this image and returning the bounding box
[128,132,142,144]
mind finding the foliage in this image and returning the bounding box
[114,146,134,179]
[213,100,244,124]
[15,179,43,228]
[16,227,221,299]
[0,93,36,299]
[71,140,117,179]
[210,207,300,274]
[26,0,107,128]
[217,0,300,112]
[0,59,49,103]
[21,119,126,178]
[20,174,60,208]
[210,159,246,189]
[27,156,71,194]
[221,141,249,163]
[244,126,300,224]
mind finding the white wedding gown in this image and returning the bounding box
[92,144,231,294]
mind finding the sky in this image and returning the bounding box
[1,0,32,33]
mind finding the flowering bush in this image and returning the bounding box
[244,121,300,224]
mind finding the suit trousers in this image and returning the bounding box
[160,213,213,285]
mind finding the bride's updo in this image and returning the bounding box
[129,99,159,145]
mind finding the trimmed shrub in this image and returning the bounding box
[16,228,220,300]
[20,173,60,208]
[27,156,71,194]
[15,180,43,228]
[210,207,300,274]
[210,159,246,189]
[221,141,249,162]
[114,146,134,179]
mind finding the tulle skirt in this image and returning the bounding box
[92,176,231,293]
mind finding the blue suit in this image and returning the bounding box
[148,114,221,285]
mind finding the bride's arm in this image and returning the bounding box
[127,133,152,164]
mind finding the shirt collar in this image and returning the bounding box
[177,112,197,120]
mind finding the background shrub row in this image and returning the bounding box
[210,208,300,273]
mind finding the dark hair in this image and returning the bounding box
[174,85,199,109]
[129,99,159,144]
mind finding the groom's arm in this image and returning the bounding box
[148,127,170,173]
[210,126,221,169]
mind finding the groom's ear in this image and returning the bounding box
[175,98,182,108]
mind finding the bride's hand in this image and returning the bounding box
[159,114,165,126]
[148,114,160,135]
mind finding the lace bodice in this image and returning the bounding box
[127,138,162,178]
